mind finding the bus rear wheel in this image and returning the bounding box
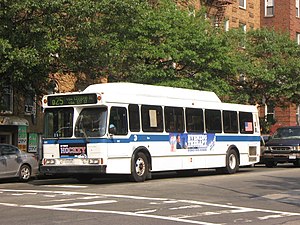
[217,149,239,174]
[130,152,148,182]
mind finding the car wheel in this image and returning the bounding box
[19,165,31,182]
[265,161,277,168]
[293,160,300,167]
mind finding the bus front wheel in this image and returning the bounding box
[130,152,148,182]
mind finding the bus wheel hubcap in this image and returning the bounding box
[229,154,236,169]
[136,158,145,176]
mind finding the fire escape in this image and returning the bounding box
[206,0,234,27]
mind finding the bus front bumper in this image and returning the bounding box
[40,165,107,175]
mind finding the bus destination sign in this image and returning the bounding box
[48,93,98,106]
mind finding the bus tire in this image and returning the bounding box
[265,161,277,168]
[130,152,148,182]
[217,149,239,174]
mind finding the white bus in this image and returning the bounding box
[40,82,260,182]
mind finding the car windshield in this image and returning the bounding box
[44,108,74,138]
[272,127,300,139]
[75,107,107,137]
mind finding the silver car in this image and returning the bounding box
[0,144,38,181]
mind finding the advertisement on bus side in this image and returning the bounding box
[169,133,216,152]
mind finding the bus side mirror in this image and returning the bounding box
[109,124,117,135]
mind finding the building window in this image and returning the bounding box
[0,85,13,114]
[297,105,300,125]
[239,23,247,33]
[224,19,230,32]
[239,0,246,9]
[265,0,274,16]
[239,23,246,48]
[297,0,300,17]
[297,33,300,45]
[265,105,275,123]
[24,95,36,116]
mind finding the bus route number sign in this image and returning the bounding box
[48,94,98,106]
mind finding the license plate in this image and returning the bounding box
[61,159,74,164]
[289,155,296,159]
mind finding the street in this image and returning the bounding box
[0,165,299,225]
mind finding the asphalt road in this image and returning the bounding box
[0,164,299,225]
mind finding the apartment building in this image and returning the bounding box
[260,0,300,132]
[203,0,260,30]
[205,0,299,133]
[261,0,300,42]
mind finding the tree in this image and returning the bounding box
[91,0,237,99]
[1,0,300,109]
[225,28,300,106]
[0,0,101,100]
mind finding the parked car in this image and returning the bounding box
[259,135,270,164]
[0,144,38,181]
[262,126,300,167]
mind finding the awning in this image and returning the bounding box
[0,116,29,126]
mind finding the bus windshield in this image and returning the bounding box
[75,107,107,138]
[44,108,74,138]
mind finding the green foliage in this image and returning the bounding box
[226,28,300,105]
[1,0,300,107]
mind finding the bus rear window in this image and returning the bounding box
[239,112,253,134]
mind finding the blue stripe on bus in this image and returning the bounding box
[216,135,260,142]
[43,134,260,144]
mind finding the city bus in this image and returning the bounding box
[40,82,261,182]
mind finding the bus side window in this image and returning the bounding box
[223,110,238,133]
[186,108,204,133]
[109,107,128,135]
[141,105,163,132]
[129,104,140,132]
[164,106,184,133]
[239,112,254,134]
[205,109,222,133]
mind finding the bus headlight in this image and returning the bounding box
[89,159,100,164]
[293,146,300,151]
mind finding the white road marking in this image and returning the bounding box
[169,205,202,210]
[135,209,158,214]
[0,189,300,224]
[258,214,287,220]
[43,185,88,188]
[0,202,222,225]
[46,200,117,208]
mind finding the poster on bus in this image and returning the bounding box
[169,133,216,152]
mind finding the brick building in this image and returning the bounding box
[204,0,300,133]
[259,0,300,133]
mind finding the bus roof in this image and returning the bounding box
[43,82,257,113]
[84,82,222,103]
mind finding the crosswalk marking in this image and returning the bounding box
[0,189,300,225]
[46,200,117,208]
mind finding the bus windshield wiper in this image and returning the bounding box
[80,128,90,143]
[54,127,71,138]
